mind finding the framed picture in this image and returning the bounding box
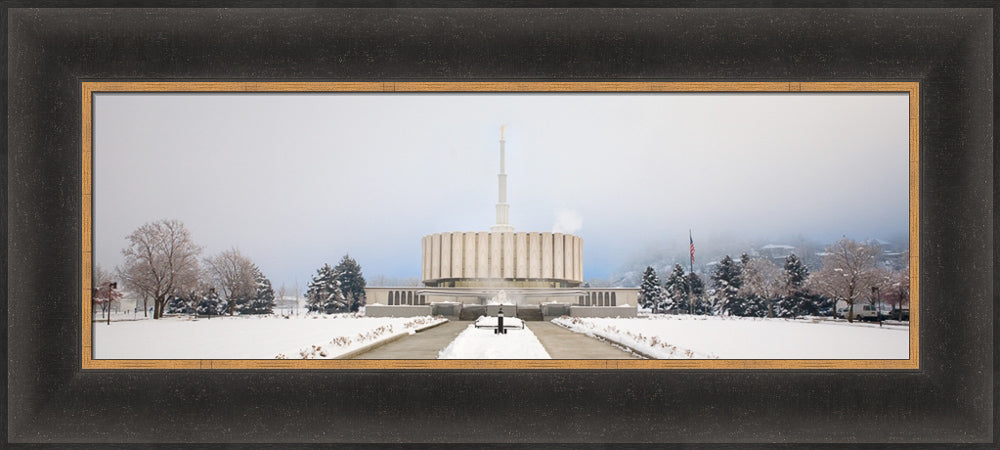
[7,6,995,445]
[83,81,919,371]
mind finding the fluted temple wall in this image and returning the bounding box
[421,231,583,286]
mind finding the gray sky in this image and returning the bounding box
[93,92,910,289]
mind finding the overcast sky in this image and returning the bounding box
[93,92,910,289]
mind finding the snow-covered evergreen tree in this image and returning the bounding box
[638,266,665,312]
[776,253,813,317]
[239,267,275,314]
[663,264,688,313]
[725,294,750,316]
[165,294,195,314]
[740,252,751,267]
[164,283,202,315]
[197,289,226,316]
[777,291,828,318]
[305,264,349,313]
[333,254,367,312]
[740,294,770,317]
[775,296,796,318]
[711,255,743,316]
[685,272,709,314]
[783,254,809,292]
[802,288,836,316]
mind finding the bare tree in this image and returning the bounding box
[119,219,203,319]
[275,284,286,315]
[93,264,114,310]
[116,257,150,317]
[865,268,894,308]
[92,264,121,320]
[886,268,910,319]
[93,264,113,287]
[294,280,300,316]
[810,238,883,322]
[740,257,783,318]
[205,247,257,315]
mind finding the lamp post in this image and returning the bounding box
[108,282,117,325]
[495,306,507,334]
[92,287,99,323]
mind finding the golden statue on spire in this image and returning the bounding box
[501,125,505,140]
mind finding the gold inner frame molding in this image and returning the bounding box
[81,81,919,370]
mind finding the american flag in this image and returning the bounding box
[689,230,695,265]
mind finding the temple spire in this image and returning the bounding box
[491,126,514,232]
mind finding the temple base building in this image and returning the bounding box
[365,127,637,320]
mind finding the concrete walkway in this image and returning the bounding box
[350,319,640,359]
[526,322,640,359]
[352,320,471,359]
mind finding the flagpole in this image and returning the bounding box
[689,229,694,315]
[689,229,694,274]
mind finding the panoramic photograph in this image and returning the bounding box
[89,90,912,361]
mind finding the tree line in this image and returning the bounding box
[107,219,368,319]
[637,238,909,322]
[109,219,276,318]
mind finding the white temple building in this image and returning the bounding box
[365,127,637,320]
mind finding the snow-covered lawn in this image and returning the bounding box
[438,321,550,359]
[92,314,445,359]
[552,315,909,359]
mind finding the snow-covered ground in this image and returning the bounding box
[438,322,550,359]
[472,316,525,329]
[552,315,909,359]
[92,314,444,359]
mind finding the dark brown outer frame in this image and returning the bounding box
[5,5,995,446]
